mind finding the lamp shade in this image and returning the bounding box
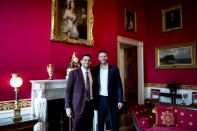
[10,73,23,88]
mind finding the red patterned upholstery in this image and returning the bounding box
[155,108,176,127]
[132,105,154,118]
[139,115,155,128]
[139,117,149,127]
[143,127,193,131]
[130,104,197,131]
[176,107,197,130]
[129,105,155,130]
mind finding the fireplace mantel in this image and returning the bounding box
[30,79,97,131]
[30,79,67,100]
[30,79,67,131]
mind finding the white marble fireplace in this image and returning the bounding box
[30,79,67,131]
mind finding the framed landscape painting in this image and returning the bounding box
[155,42,197,69]
[51,0,94,46]
[161,5,183,32]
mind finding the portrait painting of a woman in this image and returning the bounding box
[61,0,79,38]
[58,0,88,39]
[51,0,94,46]
[125,9,136,33]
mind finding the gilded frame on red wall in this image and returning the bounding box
[51,0,94,46]
[161,5,183,32]
[125,8,136,33]
[155,42,197,69]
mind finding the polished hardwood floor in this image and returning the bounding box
[118,113,136,131]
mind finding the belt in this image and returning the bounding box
[99,95,109,98]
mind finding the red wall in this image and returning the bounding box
[1,0,197,101]
[117,0,197,85]
[144,0,197,85]
[0,0,118,101]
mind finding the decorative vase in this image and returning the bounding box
[47,64,54,80]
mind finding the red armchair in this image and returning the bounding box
[145,89,160,108]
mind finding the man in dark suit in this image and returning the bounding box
[65,54,94,131]
[93,50,123,131]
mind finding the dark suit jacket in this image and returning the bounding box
[65,67,95,116]
[92,65,123,108]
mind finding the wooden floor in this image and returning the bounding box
[118,113,136,131]
[97,113,136,131]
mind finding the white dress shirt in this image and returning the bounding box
[99,64,109,96]
[81,66,93,100]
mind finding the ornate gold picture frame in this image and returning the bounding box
[161,5,183,32]
[51,0,94,46]
[125,8,136,33]
[155,42,197,69]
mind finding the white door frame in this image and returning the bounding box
[117,36,144,104]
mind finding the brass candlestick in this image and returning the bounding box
[47,64,54,80]
[13,87,22,122]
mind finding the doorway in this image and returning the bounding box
[124,46,138,106]
[117,36,144,105]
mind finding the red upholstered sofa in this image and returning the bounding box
[129,104,197,131]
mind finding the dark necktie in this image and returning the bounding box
[85,71,90,101]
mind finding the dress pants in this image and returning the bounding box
[98,96,117,131]
[72,100,94,131]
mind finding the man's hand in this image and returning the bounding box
[118,102,124,110]
[66,108,73,118]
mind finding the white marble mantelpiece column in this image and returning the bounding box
[30,79,67,131]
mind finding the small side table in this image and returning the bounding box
[0,114,37,131]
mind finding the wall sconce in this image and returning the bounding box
[10,73,23,122]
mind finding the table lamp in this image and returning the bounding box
[10,73,23,122]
